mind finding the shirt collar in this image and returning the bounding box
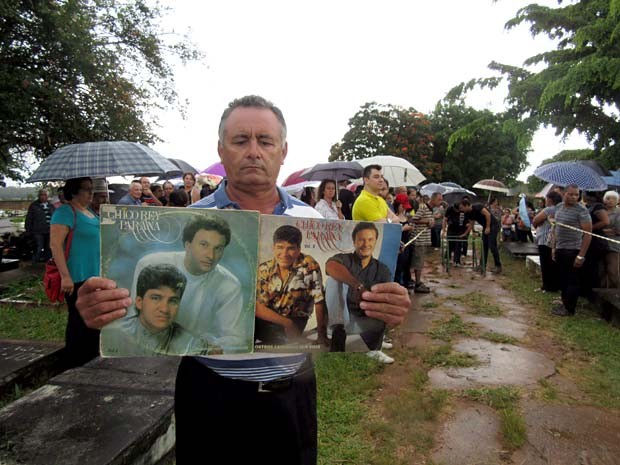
[213,180,291,214]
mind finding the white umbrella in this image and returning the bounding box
[355,155,426,187]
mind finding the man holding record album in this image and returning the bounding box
[76,95,411,465]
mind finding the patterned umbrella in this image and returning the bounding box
[533,161,608,191]
[472,179,510,194]
[27,141,181,182]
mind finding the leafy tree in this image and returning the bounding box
[430,100,531,188]
[448,0,619,169]
[329,102,440,179]
[0,0,201,180]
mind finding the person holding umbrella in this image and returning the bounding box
[50,177,101,368]
[314,179,344,219]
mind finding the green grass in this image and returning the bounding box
[1,275,49,303]
[537,378,558,402]
[454,291,503,317]
[0,305,66,341]
[423,345,479,368]
[463,386,526,449]
[480,331,518,345]
[428,314,475,342]
[500,253,620,408]
[315,353,388,465]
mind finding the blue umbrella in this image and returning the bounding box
[533,161,608,191]
[602,170,620,188]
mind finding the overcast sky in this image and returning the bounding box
[24,0,588,187]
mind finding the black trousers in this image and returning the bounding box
[556,249,583,314]
[65,281,100,369]
[394,246,413,287]
[482,225,501,269]
[175,356,317,465]
[538,245,559,292]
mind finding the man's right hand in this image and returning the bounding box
[76,277,131,329]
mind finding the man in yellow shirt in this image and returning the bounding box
[352,164,399,223]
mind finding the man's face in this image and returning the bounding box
[140,177,150,190]
[39,191,48,202]
[130,182,143,199]
[364,169,384,195]
[408,189,417,201]
[92,193,108,208]
[273,240,301,270]
[218,107,287,191]
[136,286,181,332]
[184,229,227,275]
[458,204,472,214]
[354,228,377,260]
[564,187,580,206]
[430,194,443,207]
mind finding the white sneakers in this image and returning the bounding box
[381,341,393,350]
[367,350,395,364]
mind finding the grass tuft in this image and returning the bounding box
[453,291,503,316]
[423,345,479,368]
[0,305,66,341]
[480,331,518,345]
[428,314,475,342]
[463,386,526,449]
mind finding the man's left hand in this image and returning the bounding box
[359,282,411,328]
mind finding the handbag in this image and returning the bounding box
[43,206,76,303]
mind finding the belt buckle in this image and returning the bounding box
[257,378,292,393]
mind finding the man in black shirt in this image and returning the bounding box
[338,180,355,220]
[459,199,502,273]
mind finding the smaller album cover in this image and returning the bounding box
[254,215,401,353]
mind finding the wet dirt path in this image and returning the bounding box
[392,251,620,465]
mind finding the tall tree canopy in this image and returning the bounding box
[329,102,439,179]
[448,0,619,169]
[0,0,201,180]
[430,100,531,188]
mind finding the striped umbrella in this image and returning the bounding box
[27,141,181,182]
[533,161,608,191]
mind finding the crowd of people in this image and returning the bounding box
[21,93,617,465]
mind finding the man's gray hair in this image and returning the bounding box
[218,95,287,148]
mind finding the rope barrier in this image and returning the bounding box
[551,219,620,245]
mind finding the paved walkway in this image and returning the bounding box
[400,252,620,465]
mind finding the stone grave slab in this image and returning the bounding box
[592,288,620,327]
[0,339,65,399]
[0,356,180,465]
[462,316,528,339]
[512,400,620,465]
[502,242,539,257]
[432,403,503,465]
[428,339,555,389]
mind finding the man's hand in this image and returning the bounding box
[359,282,410,328]
[484,227,490,235]
[76,277,131,329]
[283,319,302,339]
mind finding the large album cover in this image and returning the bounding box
[99,205,259,357]
[254,215,401,353]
